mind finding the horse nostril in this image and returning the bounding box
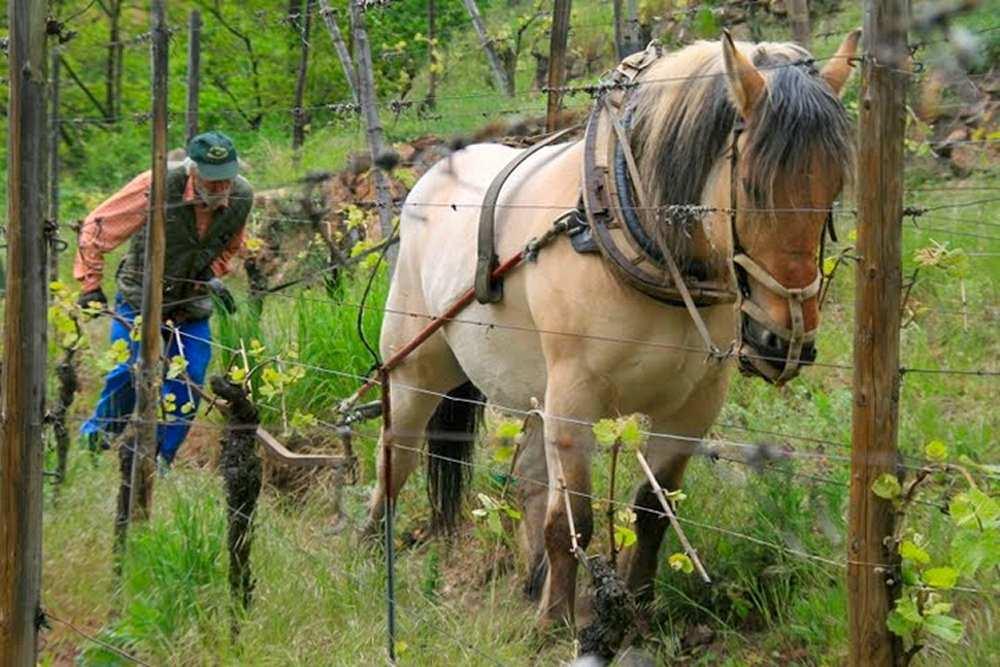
[760,330,778,350]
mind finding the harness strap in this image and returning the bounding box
[604,97,723,358]
[475,126,579,304]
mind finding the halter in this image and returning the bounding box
[727,120,823,385]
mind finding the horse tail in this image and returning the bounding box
[426,381,484,534]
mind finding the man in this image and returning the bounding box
[75,130,253,465]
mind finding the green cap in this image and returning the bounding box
[187,131,238,180]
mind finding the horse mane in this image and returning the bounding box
[629,39,854,265]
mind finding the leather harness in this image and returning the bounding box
[474,40,832,382]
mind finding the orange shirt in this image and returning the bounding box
[73,170,246,292]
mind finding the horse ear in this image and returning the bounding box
[721,29,766,119]
[820,28,862,96]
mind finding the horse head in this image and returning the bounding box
[720,30,859,384]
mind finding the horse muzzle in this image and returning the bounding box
[737,315,817,385]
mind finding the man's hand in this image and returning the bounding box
[206,277,237,314]
[77,287,108,316]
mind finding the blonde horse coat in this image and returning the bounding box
[366,32,859,626]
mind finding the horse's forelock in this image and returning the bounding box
[628,40,853,262]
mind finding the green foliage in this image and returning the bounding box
[886,441,998,658]
[591,413,651,451]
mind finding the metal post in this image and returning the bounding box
[379,368,396,664]
[545,0,572,133]
[350,1,396,267]
[317,0,358,104]
[185,10,201,143]
[1,0,48,662]
[848,1,908,665]
[129,0,170,523]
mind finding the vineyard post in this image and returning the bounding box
[848,1,908,665]
[291,0,313,155]
[461,0,514,96]
[379,368,397,664]
[128,0,169,523]
[426,0,437,109]
[787,0,811,50]
[350,0,396,266]
[317,0,358,104]
[622,0,641,58]
[185,9,201,143]
[48,45,61,284]
[1,0,48,662]
[545,0,571,133]
[613,0,624,59]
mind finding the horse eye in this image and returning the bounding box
[742,179,765,204]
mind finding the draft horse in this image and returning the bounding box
[363,31,859,627]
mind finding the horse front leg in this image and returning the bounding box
[512,411,548,600]
[619,446,692,603]
[538,375,602,629]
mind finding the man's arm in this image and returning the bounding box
[210,225,246,278]
[73,170,153,292]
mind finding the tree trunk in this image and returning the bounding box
[461,0,514,96]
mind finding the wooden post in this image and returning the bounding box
[613,0,625,60]
[317,0,358,104]
[185,10,201,143]
[48,45,61,284]
[787,0,811,51]
[461,0,514,96]
[426,0,437,109]
[129,0,170,522]
[849,1,907,665]
[545,0,572,133]
[1,0,48,662]
[350,1,396,265]
[622,0,641,57]
[291,0,313,154]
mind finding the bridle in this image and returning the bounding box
[726,119,827,385]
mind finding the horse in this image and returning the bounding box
[362,30,860,628]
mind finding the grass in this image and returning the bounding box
[36,0,1000,664]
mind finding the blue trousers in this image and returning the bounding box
[80,295,212,463]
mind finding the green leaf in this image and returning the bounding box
[950,489,1000,529]
[900,540,931,566]
[887,597,923,641]
[924,567,959,590]
[619,414,649,450]
[924,440,948,462]
[494,419,522,440]
[614,525,636,549]
[951,528,1000,577]
[925,601,953,616]
[872,473,902,500]
[493,444,515,464]
[923,614,964,644]
[166,355,188,380]
[592,419,618,447]
[668,553,694,574]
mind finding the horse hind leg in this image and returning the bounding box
[361,383,452,539]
